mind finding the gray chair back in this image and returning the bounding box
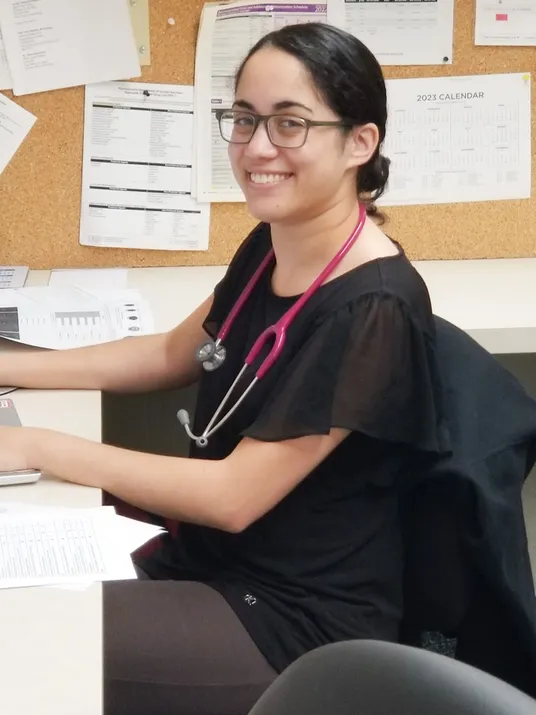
[248,640,536,715]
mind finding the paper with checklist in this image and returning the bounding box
[80,81,210,251]
[0,505,164,589]
[0,93,36,175]
[0,286,154,349]
[379,73,532,207]
[0,0,140,96]
[327,0,455,65]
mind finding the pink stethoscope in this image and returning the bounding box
[177,203,367,447]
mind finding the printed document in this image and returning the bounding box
[475,0,536,46]
[0,287,154,349]
[80,82,210,251]
[0,507,138,589]
[195,0,327,203]
[327,0,454,66]
[0,0,140,96]
[0,266,28,289]
[0,93,36,175]
[0,27,12,90]
[379,73,532,207]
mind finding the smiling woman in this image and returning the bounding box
[225,22,390,231]
[0,22,452,715]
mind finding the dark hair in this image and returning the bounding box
[235,22,390,222]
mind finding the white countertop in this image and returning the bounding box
[24,257,536,353]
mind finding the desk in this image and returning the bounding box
[0,389,102,715]
[1,257,536,715]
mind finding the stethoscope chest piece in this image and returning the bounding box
[196,339,226,372]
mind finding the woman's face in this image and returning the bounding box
[228,47,378,226]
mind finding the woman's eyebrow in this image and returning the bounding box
[232,98,313,113]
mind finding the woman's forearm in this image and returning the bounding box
[28,427,236,531]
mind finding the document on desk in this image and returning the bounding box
[80,81,210,251]
[0,0,140,96]
[0,286,154,349]
[475,0,536,46]
[327,0,454,66]
[0,27,12,90]
[0,93,36,175]
[0,507,139,589]
[0,266,28,289]
[194,0,327,202]
[379,73,532,207]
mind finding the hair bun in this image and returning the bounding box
[358,152,390,200]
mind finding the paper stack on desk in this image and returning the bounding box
[0,286,154,349]
[0,504,163,590]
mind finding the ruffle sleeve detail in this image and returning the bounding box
[243,292,450,454]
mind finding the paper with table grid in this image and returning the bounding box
[0,506,140,589]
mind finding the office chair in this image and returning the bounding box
[247,640,536,715]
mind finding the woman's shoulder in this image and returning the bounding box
[310,244,435,337]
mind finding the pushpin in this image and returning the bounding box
[168,17,176,26]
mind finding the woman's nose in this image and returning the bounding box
[244,120,278,158]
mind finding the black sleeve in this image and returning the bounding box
[203,223,271,339]
[243,292,450,455]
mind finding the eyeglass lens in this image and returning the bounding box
[219,111,308,148]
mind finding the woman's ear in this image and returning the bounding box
[347,123,380,170]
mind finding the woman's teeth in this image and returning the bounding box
[249,173,292,184]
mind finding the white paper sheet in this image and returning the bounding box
[379,73,532,207]
[0,287,154,349]
[0,0,140,96]
[327,0,454,66]
[194,0,327,203]
[0,503,164,590]
[0,507,139,589]
[49,268,128,290]
[475,0,536,46]
[80,81,210,251]
[0,266,28,289]
[0,27,12,90]
[0,93,36,175]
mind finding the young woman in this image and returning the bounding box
[0,23,449,715]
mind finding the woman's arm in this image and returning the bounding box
[0,295,213,393]
[1,425,349,533]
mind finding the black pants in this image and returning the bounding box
[103,573,277,715]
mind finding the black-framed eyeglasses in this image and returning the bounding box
[215,109,350,149]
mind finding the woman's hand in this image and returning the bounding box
[0,426,40,472]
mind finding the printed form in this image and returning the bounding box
[475,0,536,46]
[0,28,12,90]
[0,92,36,175]
[0,287,154,349]
[0,266,28,289]
[379,73,532,207]
[0,0,140,96]
[327,0,455,66]
[80,82,210,251]
[195,0,328,203]
[0,507,137,589]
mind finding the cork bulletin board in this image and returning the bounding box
[0,0,535,269]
